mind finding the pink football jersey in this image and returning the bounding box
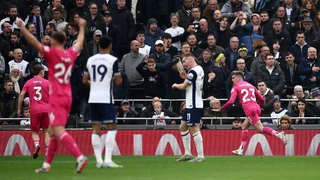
[41,45,78,99]
[222,81,264,110]
[22,77,49,114]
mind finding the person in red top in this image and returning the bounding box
[220,71,287,156]
[18,65,50,159]
[16,18,88,173]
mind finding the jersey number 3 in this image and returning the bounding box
[241,88,256,102]
[34,86,42,101]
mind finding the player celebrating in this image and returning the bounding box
[16,18,88,173]
[82,36,123,168]
[18,65,50,159]
[172,53,205,162]
[220,71,287,156]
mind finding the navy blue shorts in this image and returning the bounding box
[89,103,117,124]
[182,108,203,126]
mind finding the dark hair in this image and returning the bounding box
[68,22,79,32]
[296,31,305,36]
[11,31,20,38]
[53,8,62,13]
[260,11,268,14]
[136,30,144,36]
[4,80,13,86]
[285,52,295,57]
[219,15,228,21]
[1,21,10,30]
[162,33,172,39]
[9,5,17,10]
[257,79,266,85]
[33,65,44,76]
[99,36,112,49]
[51,32,66,44]
[25,22,34,29]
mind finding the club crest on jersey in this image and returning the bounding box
[187,73,194,80]
[49,112,55,122]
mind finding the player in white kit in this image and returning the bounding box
[82,36,123,168]
[172,52,205,162]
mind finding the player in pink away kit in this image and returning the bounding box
[16,18,88,173]
[18,65,50,159]
[220,71,287,156]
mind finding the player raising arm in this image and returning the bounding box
[220,71,287,156]
[172,53,205,162]
[16,18,88,173]
[18,65,50,159]
[83,36,123,168]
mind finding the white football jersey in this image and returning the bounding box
[139,45,151,57]
[85,53,120,104]
[185,65,204,109]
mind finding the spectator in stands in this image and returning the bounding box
[216,16,234,49]
[271,40,284,65]
[313,10,320,32]
[9,31,28,61]
[191,6,201,33]
[231,117,242,130]
[152,101,170,125]
[293,8,309,31]
[136,31,151,57]
[44,0,67,22]
[258,11,272,37]
[205,34,224,59]
[149,40,171,71]
[290,98,316,124]
[230,12,253,43]
[177,0,193,30]
[48,9,68,32]
[7,48,29,77]
[112,0,135,58]
[0,5,22,34]
[251,39,267,59]
[119,40,146,98]
[68,0,89,21]
[6,64,26,94]
[181,23,196,43]
[277,115,294,130]
[265,19,291,54]
[283,0,300,24]
[281,52,300,96]
[223,36,239,72]
[301,17,319,49]
[203,67,225,99]
[0,22,12,43]
[44,23,56,36]
[302,0,316,20]
[256,54,285,96]
[20,106,30,126]
[97,10,121,57]
[165,13,184,52]
[270,99,289,125]
[221,0,252,23]
[310,87,320,117]
[251,46,277,76]
[136,58,166,98]
[187,34,203,58]
[65,23,78,48]
[0,80,19,125]
[202,0,220,26]
[250,13,261,33]
[204,97,228,124]
[87,30,101,57]
[226,58,255,95]
[289,31,311,64]
[272,7,291,33]
[162,33,178,58]
[25,5,46,41]
[84,2,104,42]
[117,100,139,124]
[287,85,310,113]
[197,19,217,49]
[257,80,279,124]
[144,18,164,54]
[298,47,320,91]
[238,44,253,71]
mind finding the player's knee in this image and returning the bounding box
[106,123,117,130]
[179,122,188,131]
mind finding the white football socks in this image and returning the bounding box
[104,130,117,163]
[193,131,204,158]
[91,133,103,164]
[181,131,191,155]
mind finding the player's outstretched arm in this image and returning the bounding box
[17,91,26,118]
[15,18,42,52]
[73,18,86,52]
[172,81,190,90]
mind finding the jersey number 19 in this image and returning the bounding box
[92,64,108,82]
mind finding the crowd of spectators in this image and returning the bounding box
[1,0,320,126]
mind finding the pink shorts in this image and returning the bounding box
[244,103,261,125]
[30,112,49,132]
[49,98,72,127]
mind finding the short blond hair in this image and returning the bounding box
[280,115,291,124]
[153,101,162,108]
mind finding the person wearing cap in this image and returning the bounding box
[149,40,171,71]
[7,64,26,94]
[111,0,135,58]
[87,30,102,56]
[145,18,164,53]
[301,17,319,48]
[84,2,104,42]
[117,100,139,124]
[231,117,242,130]
[97,10,121,57]
[238,44,253,71]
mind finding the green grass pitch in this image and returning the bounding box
[1,156,319,180]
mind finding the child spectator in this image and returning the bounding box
[277,115,295,130]
[152,101,169,125]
